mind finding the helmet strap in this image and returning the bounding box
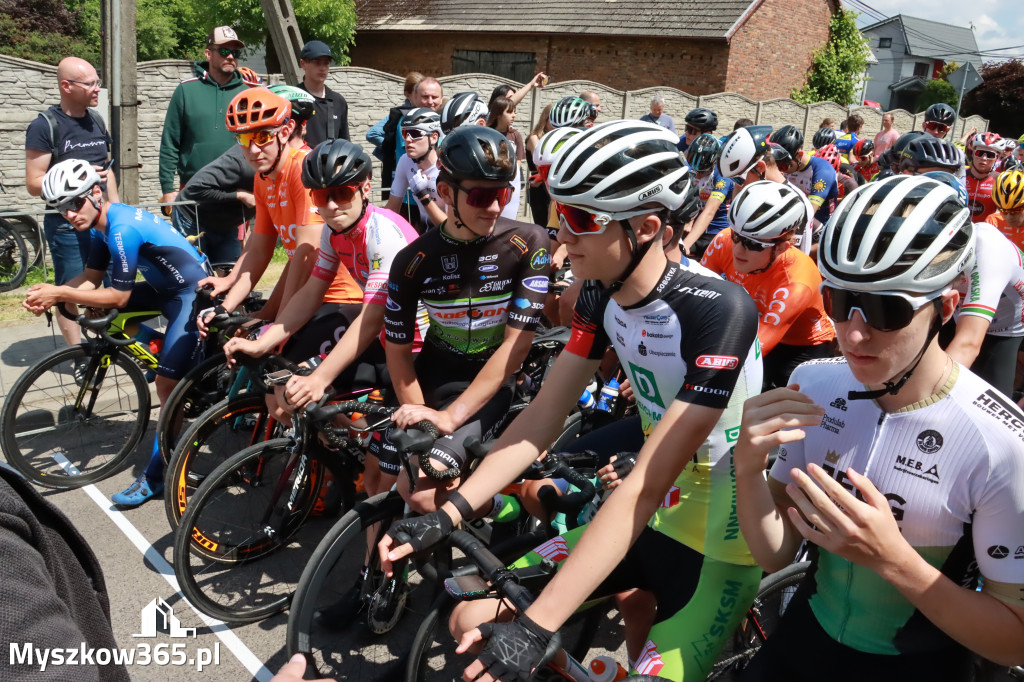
[259,136,287,181]
[605,218,664,296]
[847,301,942,401]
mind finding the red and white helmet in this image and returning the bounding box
[818,144,842,172]
[970,131,1002,155]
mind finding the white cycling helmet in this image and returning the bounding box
[441,92,488,135]
[400,107,441,136]
[717,125,772,179]
[532,127,579,168]
[818,175,974,294]
[548,120,691,215]
[728,181,808,241]
[41,158,101,208]
[548,96,595,129]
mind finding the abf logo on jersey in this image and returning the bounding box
[133,598,196,638]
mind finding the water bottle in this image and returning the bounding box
[588,655,628,681]
[595,377,620,413]
[577,389,596,409]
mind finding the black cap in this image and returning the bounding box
[300,40,333,61]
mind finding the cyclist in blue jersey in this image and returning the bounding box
[26,159,211,507]
[773,125,839,228]
[682,133,734,259]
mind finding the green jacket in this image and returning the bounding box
[158,62,246,194]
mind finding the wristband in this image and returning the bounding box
[446,491,474,520]
[418,194,432,205]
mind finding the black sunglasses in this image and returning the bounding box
[730,230,773,252]
[821,284,944,332]
[217,47,242,58]
[56,194,91,216]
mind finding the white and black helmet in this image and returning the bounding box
[41,158,101,208]
[818,175,974,294]
[440,92,488,134]
[717,125,772,179]
[532,127,579,168]
[728,181,808,241]
[401,107,441,136]
[548,120,691,216]
[548,96,596,129]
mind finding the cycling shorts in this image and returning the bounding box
[126,283,202,380]
[281,302,388,391]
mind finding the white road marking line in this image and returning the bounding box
[53,454,274,681]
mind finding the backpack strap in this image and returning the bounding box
[40,106,112,167]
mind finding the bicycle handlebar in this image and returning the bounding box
[447,529,536,614]
[76,310,139,347]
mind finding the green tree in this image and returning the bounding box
[915,78,957,113]
[792,8,872,106]
[0,0,99,64]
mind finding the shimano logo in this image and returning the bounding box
[638,185,663,201]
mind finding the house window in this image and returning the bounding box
[913,62,930,77]
[878,37,892,48]
[452,50,537,83]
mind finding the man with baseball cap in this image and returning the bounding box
[158,25,248,232]
[298,39,349,147]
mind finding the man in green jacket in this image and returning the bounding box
[159,26,248,231]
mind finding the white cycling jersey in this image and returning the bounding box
[390,154,445,226]
[954,222,1024,337]
[771,358,1024,655]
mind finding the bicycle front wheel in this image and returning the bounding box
[173,438,329,623]
[0,219,30,292]
[157,354,241,465]
[1,345,151,488]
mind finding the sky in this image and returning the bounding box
[850,0,1024,61]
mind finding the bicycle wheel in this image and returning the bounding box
[164,393,274,530]
[1,345,151,488]
[173,438,330,623]
[3,214,44,269]
[157,354,241,465]
[288,490,426,680]
[707,561,810,681]
[0,219,29,292]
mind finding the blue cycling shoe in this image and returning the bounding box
[111,474,164,507]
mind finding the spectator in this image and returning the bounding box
[366,71,423,159]
[159,26,248,230]
[24,56,117,367]
[488,72,547,108]
[836,113,863,158]
[873,112,900,156]
[734,117,754,130]
[819,117,835,129]
[297,40,349,147]
[580,90,601,126]
[639,95,677,135]
[488,96,526,219]
[525,104,554,227]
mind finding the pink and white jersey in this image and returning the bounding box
[311,205,419,306]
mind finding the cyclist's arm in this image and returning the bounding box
[422,195,447,227]
[757,280,815,356]
[386,340,425,406]
[945,314,990,368]
[384,194,402,213]
[224,274,330,360]
[276,224,320,315]
[524,399,724,632]
[682,195,722,254]
[24,149,50,197]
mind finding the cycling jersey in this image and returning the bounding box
[953,222,1024,337]
[965,171,998,222]
[835,132,859,158]
[252,146,362,304]
[85,203,208,292]
[700,229,835,355]
[787,156,839,226]
[986,212,1024,251]
[770,360,1024,655]
[853,161,878,184]
[390,154,445,226]
[384,218,549,357]
[694,169,733,234]
[566,260,762,565]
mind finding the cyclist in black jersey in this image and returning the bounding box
[380,126,549,512]
[379,121,764,681]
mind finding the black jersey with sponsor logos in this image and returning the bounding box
[384,217,550,358]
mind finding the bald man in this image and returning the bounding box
[580,90,601,127]
[25,56,117,354]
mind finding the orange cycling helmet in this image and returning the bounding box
[236,66,263,87]
[225,87,290,133]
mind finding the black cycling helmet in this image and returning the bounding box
[684,107,718,132]
[668,170,702,228]
[437,126,516,182]
[302,138,373,189]
[924,103,956,127]
[685,133,721,173]
[772,125,804,159]
[812,127,838,150]
[768,143,792,167]
[900,136,962,173]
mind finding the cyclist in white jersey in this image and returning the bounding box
[386,107,446,230]
[734,175,1024,681]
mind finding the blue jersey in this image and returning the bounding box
[86,203,208,292]
[696,168,734,233]
[786,156,839,225]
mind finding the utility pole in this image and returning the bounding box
[100,0,140,204]
[260,0,305,85]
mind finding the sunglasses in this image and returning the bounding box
[974,150,997,160]
[217,47,242,58]
[67,78,102,90]
[235,127,281,148]
[401,128,428,140]
[685,125,702,135]
[924,122,950,134]
[555,203,649,236]
[821,284,945,332]
[454,182,513,209]
[56,194,91,217]
[730,230,775,252]
[310,184,361,207]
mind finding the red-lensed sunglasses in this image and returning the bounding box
[556,203,614,235]
[925,122,950,133]
[310,184,361,207]
[453,182,513,209]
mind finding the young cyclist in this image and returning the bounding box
[701,181,835,389]
[678,107,718,153]
[26,159,210,506]
[683,133,734,259]
[734,175,1024,680]
[850,138,877,183]
[922,102,956,140]
[380,120,765,682]
[385,107,447,231]
[988,169,1024,249]
[964,132,1002,222]
[774,125,839,229]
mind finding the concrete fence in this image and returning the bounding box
[0,54,989,213]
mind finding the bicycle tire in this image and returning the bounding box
[164,393,274,529]
[707,561,810,681]
[173,438,329,623]
[287,490,418,680]
[157,353,241,465]
[3,214,44,269]
[0,219,30,292]
[1,344,151,488]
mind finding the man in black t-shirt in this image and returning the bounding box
[25,56,116,358]
[297,40,349,148]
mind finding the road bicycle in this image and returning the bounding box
[0,215,30,292]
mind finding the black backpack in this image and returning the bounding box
[40,106,111,168]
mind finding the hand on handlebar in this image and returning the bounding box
[197,275,234,299]
[392,404,456,435]
[598,453,637,490]
[459,615,557,682]
[284,372,330,410]
[222,335,271,367]
[378,510,454,577]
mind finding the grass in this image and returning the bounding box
[0,246,290,327]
